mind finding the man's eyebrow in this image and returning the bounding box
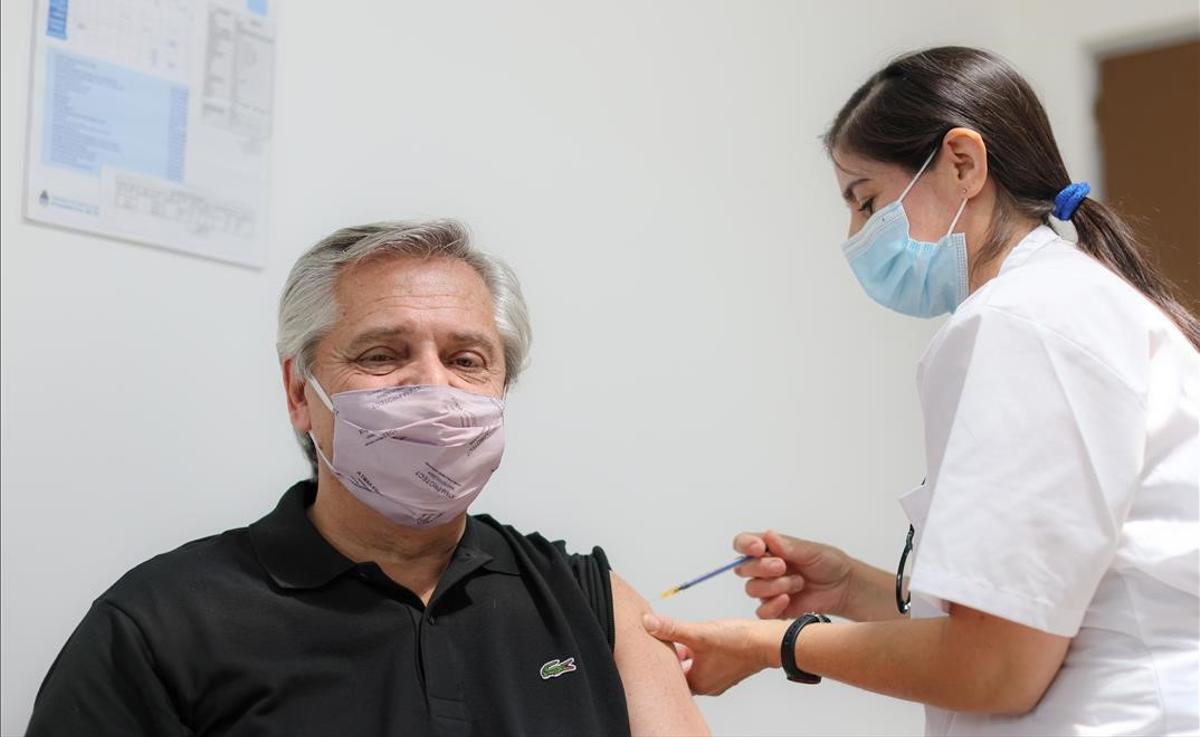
[344,327,411,351]
[448,331,500,353]
[344,327,500,353]
[841,177,869,204]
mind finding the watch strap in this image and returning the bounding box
[780,613,830,684]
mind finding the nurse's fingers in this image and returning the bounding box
[734,556,786,579]
[674,643,694,675]
[733,532,767,558]
[756,594,790,619]
[745,574,805,600]
[762,529,803,559]
[762,529,827,567]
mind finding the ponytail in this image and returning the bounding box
[1070,197,1200,351]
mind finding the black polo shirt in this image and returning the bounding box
[27,481,631,737]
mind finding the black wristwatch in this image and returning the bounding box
[780,613,830,684]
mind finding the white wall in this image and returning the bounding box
[3,1,1196,734]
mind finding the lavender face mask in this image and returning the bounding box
[308,378,505,528]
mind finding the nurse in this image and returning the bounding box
[643,46,1200,735]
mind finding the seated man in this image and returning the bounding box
[27,220,707,737]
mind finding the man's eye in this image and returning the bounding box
[857,197,875,215]
[451,353,484,369]
[359,353,396,364]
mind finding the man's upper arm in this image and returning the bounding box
[610,572,709,737]
[27,600,186,737]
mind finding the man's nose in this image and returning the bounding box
[400,352,452,387]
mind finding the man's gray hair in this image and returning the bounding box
[276,219,531,475]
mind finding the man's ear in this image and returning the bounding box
[282,357,312,434]
[941,127,988,198]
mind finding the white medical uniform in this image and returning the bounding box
[901,225,1199,736]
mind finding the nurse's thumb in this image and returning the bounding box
[643,613,688,643]
[763,529,813,562]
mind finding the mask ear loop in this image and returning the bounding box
[944,190,969,239]
[308,430,338,472]
[307,375,336,413]
[896,148,939,204]
[306,376,339,471]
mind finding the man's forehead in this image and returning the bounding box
[334,256,491,311]
[341,323,498,348]
[329,256,498,337]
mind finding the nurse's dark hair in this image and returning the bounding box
[825,46,1200,350]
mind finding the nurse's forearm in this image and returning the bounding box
[757,607,1065,714]
[842,559,906,622]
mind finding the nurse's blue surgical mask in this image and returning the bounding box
[840,150,969,318]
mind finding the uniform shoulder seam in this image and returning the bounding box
[981,303,1146,408]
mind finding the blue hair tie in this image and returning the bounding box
[1053,182,1090,220]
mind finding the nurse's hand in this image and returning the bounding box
[733,530,855,619]
[641,614,788,696]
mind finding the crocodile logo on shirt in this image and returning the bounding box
[539,657,577,680]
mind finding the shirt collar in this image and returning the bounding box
[248,481,520,591]
[248,481,357,589]
[998,224,1061,277]
[458,513,521,576]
